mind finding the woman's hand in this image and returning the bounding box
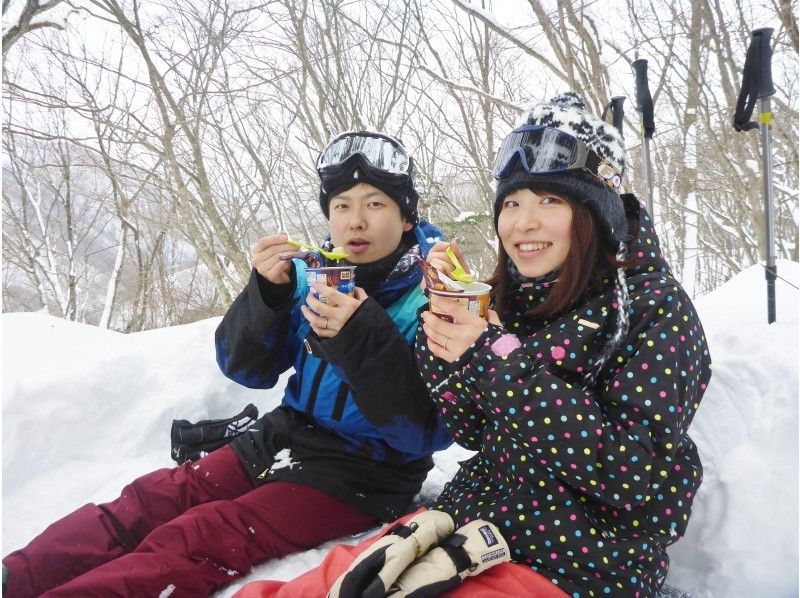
[422,240,470,288]
[421,298,500,362]
[301,285,367,338]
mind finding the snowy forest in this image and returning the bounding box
[2,0,798,332]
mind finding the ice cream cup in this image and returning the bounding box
[306,266,356,303]
[428,281,491,322]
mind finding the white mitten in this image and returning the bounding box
[328,510,455,598]
[387,519,511,597]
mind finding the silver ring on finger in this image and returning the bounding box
[322,316,328,329]
[443,336,449,350]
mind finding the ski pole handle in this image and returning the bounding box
[632,59,655,138]
[752,28,775,98]
[733,28,776,131]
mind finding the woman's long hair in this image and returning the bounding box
[486,197,625,318]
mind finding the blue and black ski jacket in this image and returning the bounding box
[215,222,452,520]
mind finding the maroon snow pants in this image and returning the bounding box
[3,445,378,597]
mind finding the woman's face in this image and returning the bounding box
[497,188,573,279]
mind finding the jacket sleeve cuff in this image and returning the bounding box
[435,324,525,393]
[310,298,380,364]
[254,265,297,310]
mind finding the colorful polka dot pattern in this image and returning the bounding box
[415,204,711,597]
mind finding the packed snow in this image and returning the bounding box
[2,261,798,597]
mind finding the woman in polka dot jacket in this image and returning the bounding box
[417,92,712,597]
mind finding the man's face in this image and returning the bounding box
[328,183,413,264]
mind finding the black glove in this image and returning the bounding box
[328,511,455,598]
[170,403,259,463]
[387,519,511,597]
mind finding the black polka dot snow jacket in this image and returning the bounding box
[416,197,712,597]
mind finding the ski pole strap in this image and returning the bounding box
[733,28,775,132]
[601,96,626,138]
[632,59,655,138]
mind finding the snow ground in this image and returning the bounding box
[3,261,798,597]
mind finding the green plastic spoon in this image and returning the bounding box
[446,246,475,283]
[287,239,349,261]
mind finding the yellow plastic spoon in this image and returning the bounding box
[446,245,475,283]
[287,239,349,261]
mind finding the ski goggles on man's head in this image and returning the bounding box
[317,131,411,176]
[493,125,622,193]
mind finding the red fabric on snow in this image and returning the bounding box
[3,445,256,597]
[233,509,568,598]
[5,446,377,598]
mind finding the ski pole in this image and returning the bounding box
[632,59,655,219]
[733,28,777,323]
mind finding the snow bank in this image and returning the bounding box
[667,260,799,597]
[2,315,289,555]
[3,261,798,597]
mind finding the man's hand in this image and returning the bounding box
[251,232,297,284]
[301,285,368,338]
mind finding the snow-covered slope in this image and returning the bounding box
[667,261,799,597]
[3,261,798,597]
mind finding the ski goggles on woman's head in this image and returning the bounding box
[316,131,411,176]
[493,125,622,193]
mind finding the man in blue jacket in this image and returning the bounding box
[3,131,452,597]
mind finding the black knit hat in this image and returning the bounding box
[494,92,628,244]
[495,92,633,390]
[319,154,420,224]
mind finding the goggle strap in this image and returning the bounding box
[584,151,622,192]
[585,150,602,177]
